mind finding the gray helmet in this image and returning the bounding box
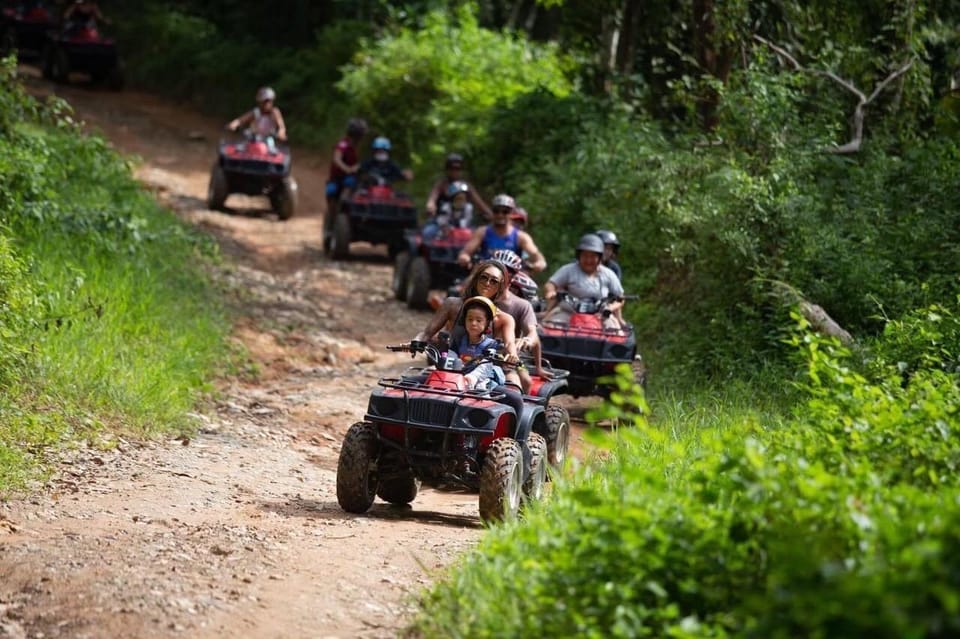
[491,194,516,210]
[575,233,605,255]
[256,87,276,103]
[595,229,620,247]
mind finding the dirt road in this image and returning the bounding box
[0,70,596,638]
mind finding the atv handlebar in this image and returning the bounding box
[386,338,518,372]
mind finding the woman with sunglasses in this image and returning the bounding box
[415,260,518,361]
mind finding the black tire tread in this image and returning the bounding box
[336,421,379,513]
[478,437,523,522]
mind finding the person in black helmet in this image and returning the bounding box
[543,233,625,330]
[424,153,492,220]
[594,229,623,280]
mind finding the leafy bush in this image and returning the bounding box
[412,317,960,637]
[0,72,231,491]
[337,6,574,170]
[113,6,371,146]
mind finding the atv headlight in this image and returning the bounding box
[609,344,633,360]
[369,397,402,419]
[464,409,492,429]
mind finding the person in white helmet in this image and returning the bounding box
[227,87,287,142]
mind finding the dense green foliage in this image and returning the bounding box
[0,58,231,489]
[413,310,960,637]
[15,1,960,631]
[337,6,573,165]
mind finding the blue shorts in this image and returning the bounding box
[325,175,357,197]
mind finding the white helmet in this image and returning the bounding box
[256,87,276,103]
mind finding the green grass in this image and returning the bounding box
[0,76,234,491]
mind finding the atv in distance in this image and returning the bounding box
[1,1,57,59]
[326,178,418,260]
[207,131,298,221]
[41,18,123,89]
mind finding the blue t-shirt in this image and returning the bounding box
[452,334,498,363]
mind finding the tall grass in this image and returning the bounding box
[0,62,233,490]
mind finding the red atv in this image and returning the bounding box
[207,132,298,220]
[1,2,57,58]
[392,223,473,310]
[336,337,549,522]
[325,179,418,260]
[41,18,122,89]
[538,293,645,398]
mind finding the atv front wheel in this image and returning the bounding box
[271,176,297,221]
[376,475,420,505]
[478,437,523,522]
[207,164,228,211]
[523,433,548,503]
[543,404,571,474]
[405,256,431,310]
[336,421,380,513]
[392,252,411,301]
[331,213,352,259]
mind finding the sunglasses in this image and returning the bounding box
[477,274,502,286]
[493,208,511,215]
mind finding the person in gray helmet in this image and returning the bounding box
[542,233,625,330]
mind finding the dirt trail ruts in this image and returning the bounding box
[0,68,595,639]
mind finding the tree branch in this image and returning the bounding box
[753,35,914,154]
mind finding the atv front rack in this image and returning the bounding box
[377,376,507,401]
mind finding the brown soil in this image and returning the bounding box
[0,69,595,638]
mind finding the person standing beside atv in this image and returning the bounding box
[425,153,492,221]
[457,194,547,273]
[543,233,625,331]
[358,136,413,186]
[595,229,623,281]
[227,87,287,142]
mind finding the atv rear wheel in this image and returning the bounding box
[523,433,548,503]
[207,164,228,211]
[543,404,571,474]
[376,475,420,505]
[331,213,351,259]
[271,176,298,221]
[478,437,523,522]
[392,252,411,301]
[405,256,431,310]
[336,421,380,513]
